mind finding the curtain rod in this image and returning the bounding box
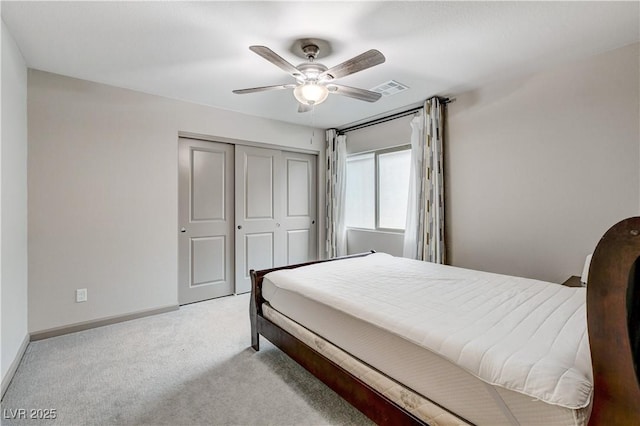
[337,97,452,134]
[338,107,421,134]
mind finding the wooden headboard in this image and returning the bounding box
[587,216,640,424]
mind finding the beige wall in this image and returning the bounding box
[1,19,29,389]
[27,70,323,333]
[446,42,640,283]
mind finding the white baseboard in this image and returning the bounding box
[1,333,30,400]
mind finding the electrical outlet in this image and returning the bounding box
[76,288,87,303]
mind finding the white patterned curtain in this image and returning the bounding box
[325,129,348,258]
[402,114,424,259]
[403,97,445,263]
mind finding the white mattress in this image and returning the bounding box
[262,253,592,425]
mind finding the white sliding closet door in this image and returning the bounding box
[178,138,234,305]
[235,146,317,294]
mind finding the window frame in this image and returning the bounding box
[345,144,411,234]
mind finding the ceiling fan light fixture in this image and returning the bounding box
[234,43,386,111]
[293,83,329,106]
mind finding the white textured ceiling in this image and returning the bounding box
[2,1,639,129]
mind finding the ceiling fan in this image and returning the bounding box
[233,40,385,112]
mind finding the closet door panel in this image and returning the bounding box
[281,151,317,265]
[178,138,234,305]
[235,145,284,294]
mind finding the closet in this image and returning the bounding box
[178,138,317,304]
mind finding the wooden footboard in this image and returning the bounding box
[249,218,640,426]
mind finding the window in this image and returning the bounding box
[345,153,375,229]
[345,146,411,231]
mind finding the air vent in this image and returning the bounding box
[370,80,409,97]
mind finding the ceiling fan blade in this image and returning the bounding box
[298,103,312,113]
[328,84,382,102]
[319,49,385,80]
[232,84,296,94]
[249,46,300,76]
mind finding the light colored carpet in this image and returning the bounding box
[1,294,372,425]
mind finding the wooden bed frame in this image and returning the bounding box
[250,217,640,425]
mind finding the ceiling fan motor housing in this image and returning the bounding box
[296,62,328,82]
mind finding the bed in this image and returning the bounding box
[249,217,640,425]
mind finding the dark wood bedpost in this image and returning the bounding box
[587,216,640,425]
[249,269,261,351]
